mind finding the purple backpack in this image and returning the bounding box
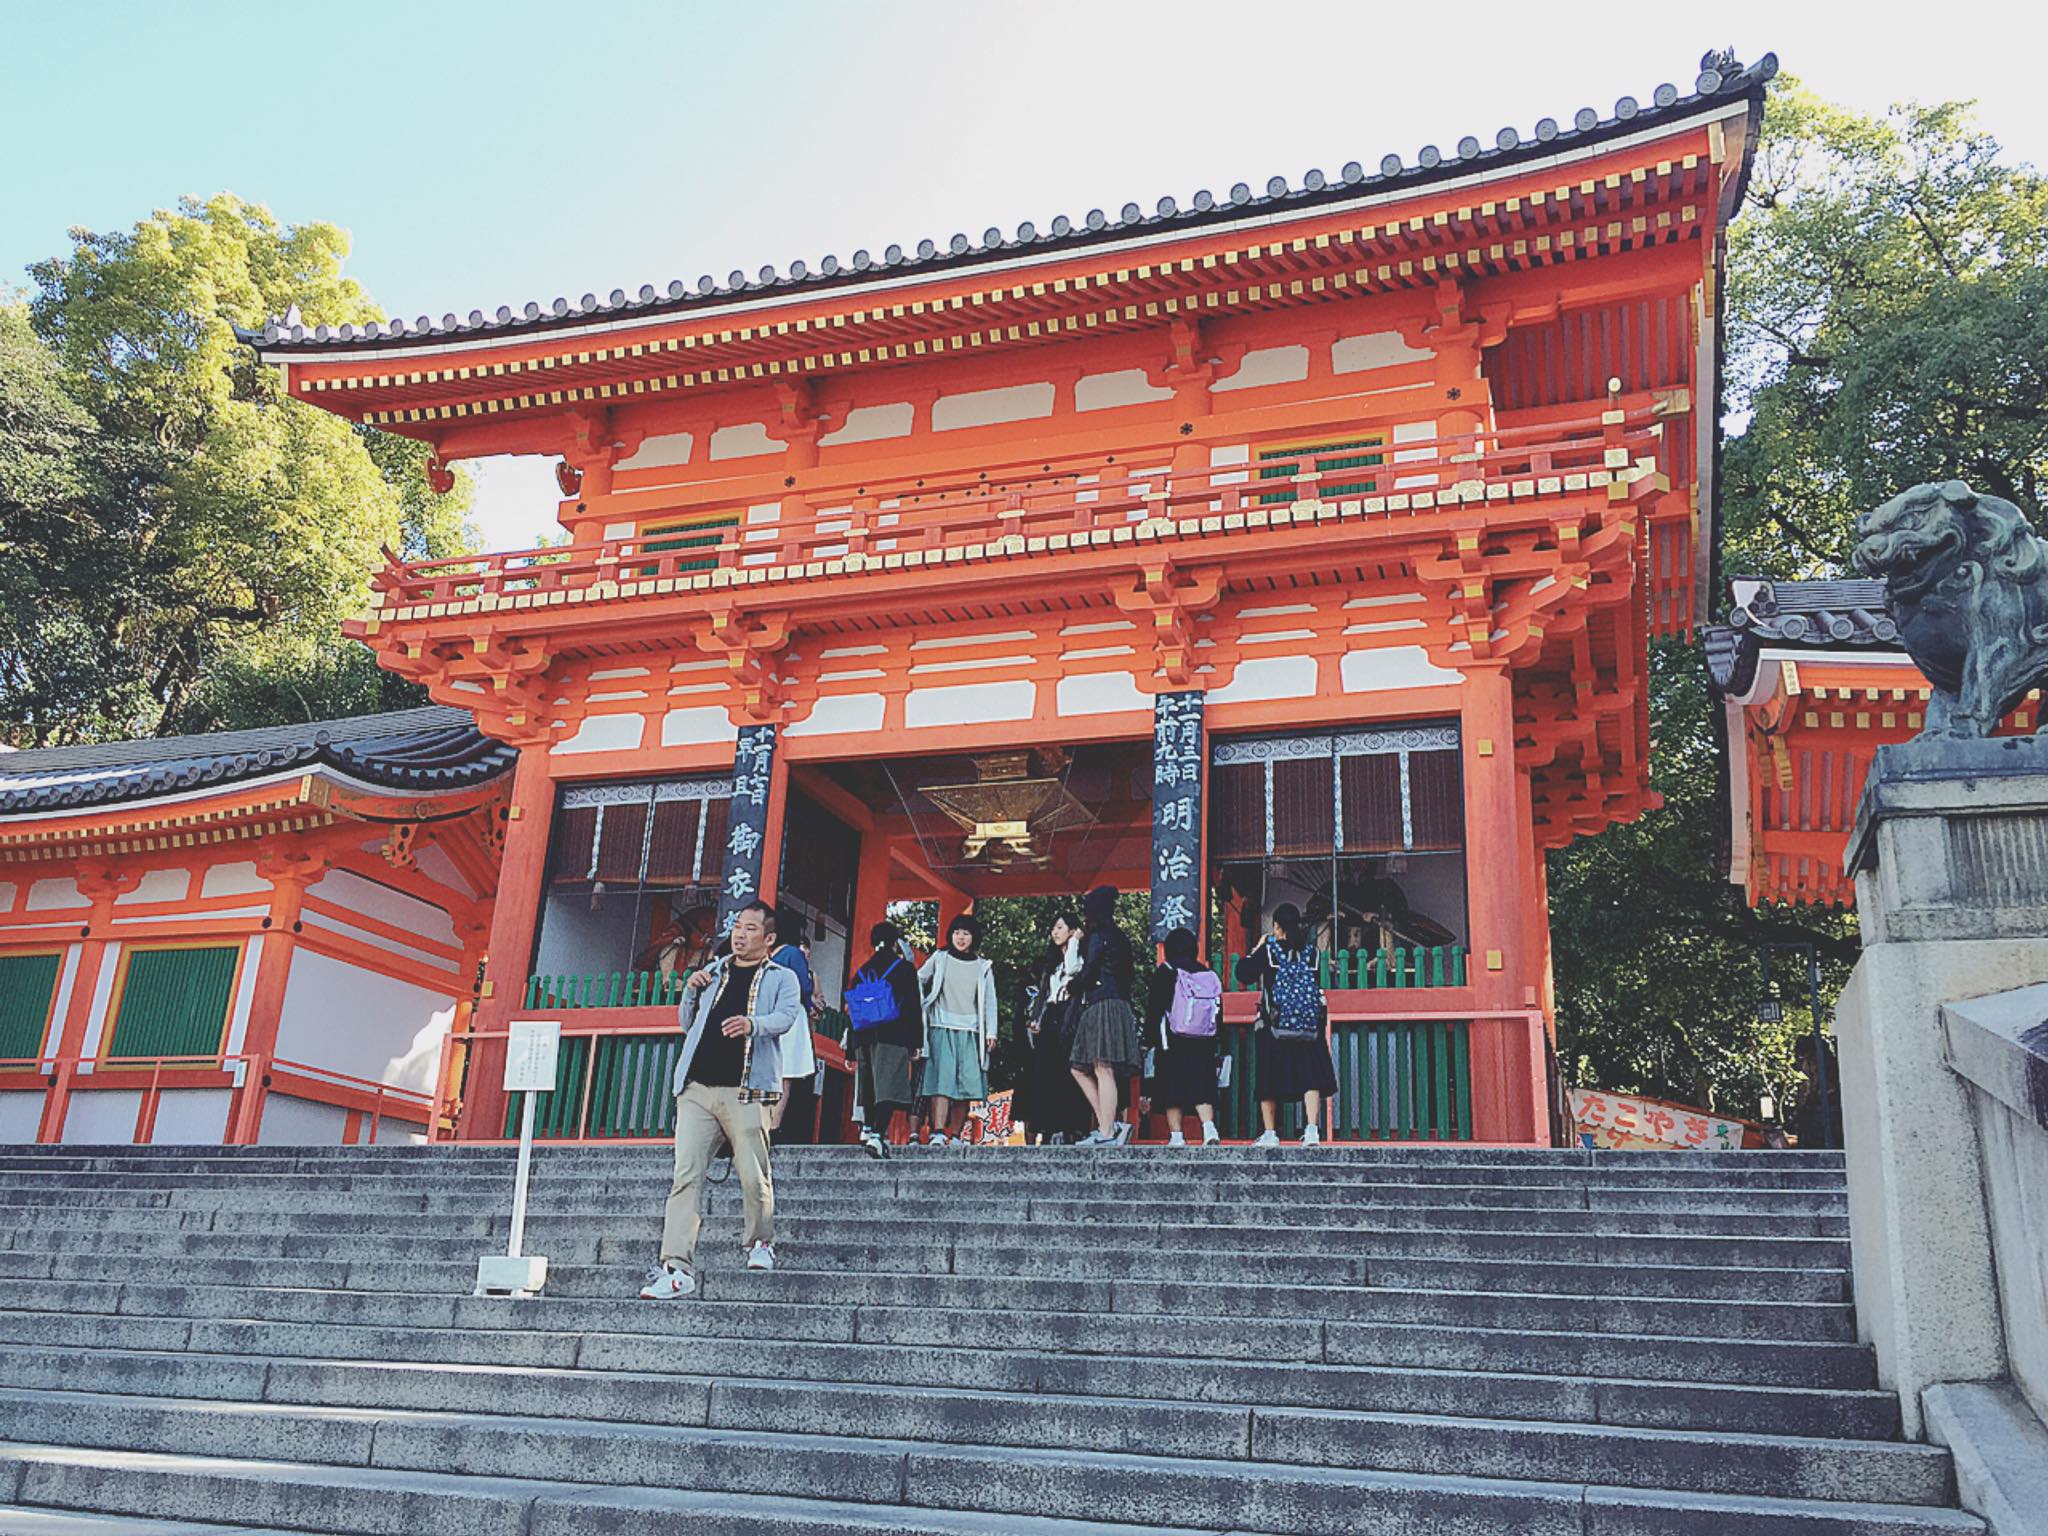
[1165,968,1223,1038]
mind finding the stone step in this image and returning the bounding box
[0,1267,1860,1341]
[0,1392,1966,1531]
[0,1507,317,1536]
[0,1297,1876,1386]
[0,1310,1892,1437]
[0,1442,1178,1536]
[2,1214,1852,1273]
[0,1195,1851,1237]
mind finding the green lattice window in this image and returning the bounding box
[0,952,62,1061]
[1256,437,1385,505]
[106,945,239,1059]
[641,514,739,574]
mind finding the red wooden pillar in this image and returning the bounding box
[39,865,140,1143]
[1460,663,1540,1143]
[851,832,894,963]
[460,742,554,1139]
[226,850,323,1145]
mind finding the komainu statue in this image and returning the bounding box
[1851,480,2048,738]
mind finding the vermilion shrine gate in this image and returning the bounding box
[0,52,1780,1146]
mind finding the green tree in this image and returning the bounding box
[1550,82,2047,1120]
[1,195,472,747]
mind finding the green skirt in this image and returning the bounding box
[920,1028,988,1101]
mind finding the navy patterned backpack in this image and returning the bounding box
[1263,943,1326,1039]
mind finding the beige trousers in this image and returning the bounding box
[660,1082,775,1270]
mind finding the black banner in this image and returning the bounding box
[716,723,778,935]
[1150,690,1204,943]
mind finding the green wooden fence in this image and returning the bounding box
[523,970,688,1010]
[1214,944,1466,992]
[1208,1018,1472,1141]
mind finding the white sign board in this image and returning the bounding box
[504,1020,563,1093]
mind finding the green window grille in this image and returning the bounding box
[641,515,739,575]
[0,953,62,1061]
[1256,437,1385,505]
[107,946,239,1059]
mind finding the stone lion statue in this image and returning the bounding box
[1851,480,2048,737]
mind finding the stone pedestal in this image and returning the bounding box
[1838,734,2048,1437]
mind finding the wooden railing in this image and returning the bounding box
[367,406,1668,616]
[524,970,687,1010]
[1214,944,1469,992]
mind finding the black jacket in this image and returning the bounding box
[1076,927,1135,1006]
[850,947,923,1050]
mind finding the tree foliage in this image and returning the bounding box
[0,195,472,747]
[1551,83,2046,1119]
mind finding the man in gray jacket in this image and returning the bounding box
[639,898,802,1300]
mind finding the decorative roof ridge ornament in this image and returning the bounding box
[1850,480,2048,739]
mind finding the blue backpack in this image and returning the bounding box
[845,959,904,1031]
[1263,944,1326,1038]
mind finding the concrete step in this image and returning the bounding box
[0,1194,1852,1238]
[0,1388,1975,1532]
[0,1317,1899,1439]
[0,1266,1860,1341]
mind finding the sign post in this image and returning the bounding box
[473,1018,560,1298]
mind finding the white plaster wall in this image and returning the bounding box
[787,693,887,737]
[0,1092,43,1144]
[1213,346,1309,393]
[1341,646,1466,691]
[709,422,778,460]
[1075,370,1172,412]
[201,862,269,900]
[1392,419,1440,488]
[553,714,647,756]
[116,870,191,905]
[904,680,1037,728]
[275,948,456,1094]
[820,402,913,446]
[931,382,1054,432]
[614,431,694,470]
[0,883,15,911]
[1057,672,1150,717]
[662,706,740,748]
[25,879,84,911]
[61,1088,142,1145]
[256,1094,350,1145]
[145,1088,231,1144]
[412,842,475,901]
[311,870,458,949]
[77,946,121,1060]
[1206,655,1318,704]
[222,935,264,1056]
[1332,331,1431,373]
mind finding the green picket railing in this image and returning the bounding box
[1208,1018,1472,1142]
[523,970,688,1010]
[1213,944,1467,993]
[501,1030,687,1140]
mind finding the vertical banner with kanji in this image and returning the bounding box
[1150,690,1204,945]
[716,723,777,935]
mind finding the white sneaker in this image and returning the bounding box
[1078,1130,1114,1147]
[859,1130,887,1161]
[1111,1121,1133,1146]
[927,1134,949,1149]
[1167,1131,1187,1147]
[1300,1124,1322,1147]
[745,1242,775,1272]
[1201,1123,1222,1146]
[638,1263,696,1300]
[1253,1129,1280,1148]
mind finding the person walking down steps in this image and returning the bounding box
[917,914,998,1146]
[640,899,802,1300]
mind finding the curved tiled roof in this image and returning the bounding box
[1704,577,1901,697]
[0,707,513,816]
[241,49,1775,356]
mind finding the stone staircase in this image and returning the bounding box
[0,1142,1984,1535]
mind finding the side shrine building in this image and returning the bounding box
[0,52,1779,1147]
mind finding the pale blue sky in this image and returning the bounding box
[5,0,2041,549]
